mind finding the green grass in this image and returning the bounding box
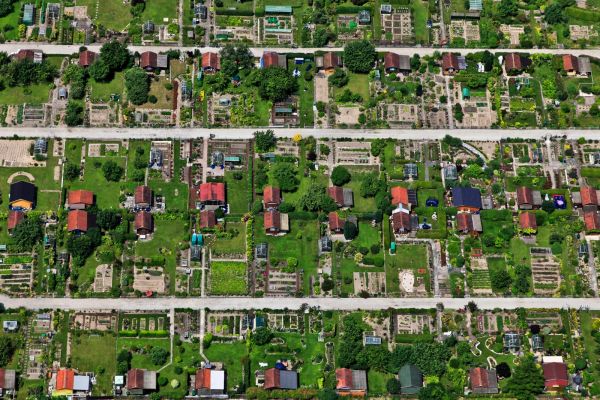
[288,60,315,127]
[141,0,178,22]
[210,261,247,295]
[90,72,125,102]
[0,84,51,105]
[67,156,126,208]
[139,77,174,109]
[411,0,429,44]
[216,0,254,14]
[70,333,117,395]
[209,221,246,257]
[225,171,249,214]
[16,379,45,400]
[355,222,383,260]
[204,342,248,392]
[117,337,171,369]
[65,139,84,165]
[368,370,395,395]
[0,0,26,41]
[386,243,429,294]
[334,72,370,102]
[345,174,376,212]
[148,180,189,211]
[77,0,132,31]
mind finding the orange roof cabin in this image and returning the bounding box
[563,54,579,76]
[127,368,157,395]
[52,368,91,396]
[67,210,92,234]
[585,211,600,231]
[264,210,289,235]
[6,211,24,234]
[320,52,342,72]
[134,185,153,209]
[456,213,482,235]
[336,368,367,396]
[328,186,354,208]
[469,367,498,395]
[263,368,298,390]
[15,49,43,63]
[516,186,542,210]
[543,362,569,389]
[504,53,522,73]
[442,53,460,75]
[78,50,96,67]
[67,189,94,210]
[519,212,537,232]
[580,186,599,211]
[329,212,344,234]
[391,186,417,209]
[261,52,287,69]
[199,209,217,229]
[195,368,226,395]
[198,182,226,207]
[263,186,282,210]
[135,211,153,236]
[202,52,220,73]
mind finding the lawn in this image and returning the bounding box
[0,84,51,105]
[386,243,429,295]
[141,0,178,22]
[287,59,315,128]
[76,0,131,31]
[411,0,429,44]
[255,218,319,294]
[70,333,116,395]
[354,222,384,261]
[0,0,25,41]
[117,337,171,369]
[204,342,248,392]
[334,72,370,102]
[90,72,125,102]
[139,77,174,109]
[345,173,377,212]
[209,261,247,295]
[209,221,246,258]
[65,139,84,165]
[225,171,249,214]
[67,156,126,208]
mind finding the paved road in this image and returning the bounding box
[2,127,600,140]
[2,43,600,58]
[0,295,599,310]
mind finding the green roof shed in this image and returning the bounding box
[399,364,423,395]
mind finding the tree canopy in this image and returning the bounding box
[0,337,15,367]
[89,59,111,82]
[504,355,545,399]
[102,160,124,182]
[254,130,277,153]
[343,41,376,73]
[331,166,351,186]
[257,67,298,102]
[99,41,131,72]
[125,67,150,105]
[220,43,254,77]
[343,221,358,240]
[272,162,299,192]
[11,216,43,252]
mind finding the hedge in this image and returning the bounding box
[335,5,372,14]
[216,9,255,16]
[566,6,600,23]
[288,211,318,220]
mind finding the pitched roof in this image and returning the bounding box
[581,186,598,206]
[264,210,281,230]
[199,210,216,228]
[457,213,473,232]
[199,182,226,203]
[519,212,537,230]
[264,368,298,389]
[56,368,75,391]
[452,187,482,209]
[385,52,401,70]
[135,211,153,231]
[68,190,94,206]
[336,368,353,390]
[195,368,211,390]
[563,54,579,72]
[327,186,353,207]
[442,53,459,70]
[505,53,522,71]
[135,185,152,205]
[78,50,96,67]
[470,367,498,391]
[329,212,344,231]
[140,51,158,69]
[391,186,409,206]
[127,369,144,390]
[516,186,533,205]
[392,210,411,232]
[0,369,15,390]
[202,52,220,70]
[263,186,281,206]
[322,52,340,69]
[9,181,36,203]
[16,49,40,62]
[7,210,24,230]
[543,362,569,387]
[584,211,600,231]
[399,364,423,393]
[262,52,282,68]
[67,210,90,232]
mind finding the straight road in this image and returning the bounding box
[0,127,600,140]
[2,43,600,58]
[0,295,599,311]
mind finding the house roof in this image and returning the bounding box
[7,211,24,230]
[452,187,482,209]
[195,368,211,390]
[140,51,158,69]
[67,210,90,232]
[68,190,94,206]
[262,52,284,68]
[329,212,344,231]
[584,211,600,231]
[127,369,144,390]
[323,52,340,69]
[581,186,598,206]
[199,182,226,203]
[516,186,533,205]
[264,368,298,390]
[327,186,353,207]
[519,212,537,230]
[442,53,459,70]
[470,368,498,392]
[135,211,153,231]
[199,210,216,228]
[264,210,281,230]
[9,181,36,203]
[56,368,75,391]
[399,364,423,393]
[391,186,409,206]
[563,54,579,72]
[505,53,522,71]
[543,362,569,387]
[16,49,41,62]
[135,185,152,205]
[392,210,411,232]
[385,52,401,70]
[336,368,367,391]
[78,50,96,67]
[0,369,15,390]
[263,186,281,206]
[457,213,473,232]
[202,52,220,70]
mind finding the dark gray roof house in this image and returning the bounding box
[452,187,482,210]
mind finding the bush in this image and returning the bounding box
[331,166,351,186]
[174,366,183,374]
[575,358,587,371]
[158,376,168,386]
[370,244,380,254]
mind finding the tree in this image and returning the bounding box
[220,43,254,77]
[64,163,81,181]
[490,269,512,292]
[272,163,299,192]
[252,327,273,345]
[544,2,567,24]
[254,130,277,152]
[89,59,111,82]
[297,185,336,212]
[321,278,334,292]
[125,67,150,105]
[418,382,450,400]
[329,68,349,88]
[11,216,42,251]
[97,209,121,230]
[0,337,15,367]
[343,40,376,73]
[150,347,169,365]
[0,0,18,18]
[343,220,358,240]
[497,0,518,20]
[331,166,351,186]
[359,173,385,197]
[453,103,464,123]
[318,389,338,400]
[386,378,401,394]
[99,41,130,72]
[496,362,511,378]
[504,355,545,399]
[102,160,124,182]
[65,101,84,126]
[257,67,297,102]
[62,64,87,99]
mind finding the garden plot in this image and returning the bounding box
[0,255,34,293]
[88,103,117,126]
[88,143,120,157]
[261,15,294,45]
[21,104,49,126]
[207,312,246,337]
[333,141,378,166]
[209,261,247,295]
[0,140,40,167]
[526,311,563,331]
[530,247,561,295]
[395,314,434,335]
[93,264,113,293]
[267,313,301,332]
[337,15,364,42]
[174,312,199,339]
[364,313,391,339]
[134,109,174,126]
[133,265,167,293]
[72,312,117,331]
[151,140,173,181]
[382,9,413,43]
[353,272,386,295]
[335,106,361,125]
[379,103,421,127]
[476,312,500,334]
[273,140,300,158]
[267,265,300,296]
[469,256,493,295]
[120,313,167,332]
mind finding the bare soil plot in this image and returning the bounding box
[530,247,560,295]
[133,265,167,293]
[395,314,434,335]
[93,264,113,293]
[73,312,117,331]
[353,271,386,295]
